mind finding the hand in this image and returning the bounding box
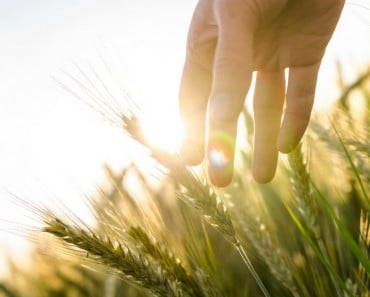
[179,0,344,186]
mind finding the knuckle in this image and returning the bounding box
[213,53,250,80]
[186,31,217,71]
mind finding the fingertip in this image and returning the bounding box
[207,130,235,187]
[279,63,319,153]
[180,138,205,166]
[206,92,240,187]
[276,120,306,153]
[208,170,233,187]
[252,169,275,184]
[276,137,298,154]
[252,70,285,184]
[252,153,278,184]
[179,116,206,165]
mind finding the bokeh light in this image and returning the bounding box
[208,130,235,170]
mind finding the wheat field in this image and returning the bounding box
[0,67,369,297]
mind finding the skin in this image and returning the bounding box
[179,0,345,187]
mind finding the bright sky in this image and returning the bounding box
[0,0,369,275]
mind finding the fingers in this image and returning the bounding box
[207,1,255,187]
[179,1,217,165]
[252,71,285,183]
[179,59,213,165]
[277,63,321,153]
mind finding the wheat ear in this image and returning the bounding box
[232,207,299,297]
[288,143,344,297]
[120,114,271,297]
[43,217,186,297]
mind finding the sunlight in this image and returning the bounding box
[141,113,184,153]
[0,0,369,285]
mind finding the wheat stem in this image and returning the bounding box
[358,210,370,296]
[234,240,271,297]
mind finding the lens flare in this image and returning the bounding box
[209,148,230,169]
[208,130,235,170]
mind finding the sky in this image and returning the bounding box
[0,0,369,275]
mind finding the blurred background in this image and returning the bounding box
[0,0,369,277]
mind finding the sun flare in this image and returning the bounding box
[142,114,184,153]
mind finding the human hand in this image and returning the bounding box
[179,0,344,186]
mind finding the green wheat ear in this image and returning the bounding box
[288,143,320,239]
[288,143,346,296]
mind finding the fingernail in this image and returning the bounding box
[207,130,235,187]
